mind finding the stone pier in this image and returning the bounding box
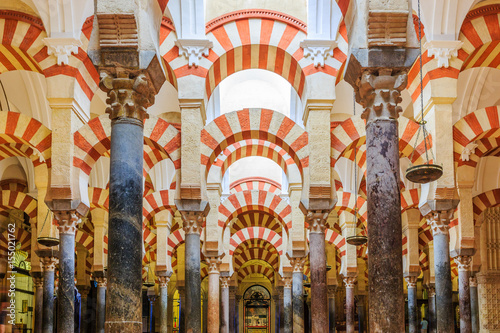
[405,276,418,333]
[291,258,306,332]
[427,211,454,332]
[283,276,293,332]
[39,252,58,333]
[206,257,221,333]
[158,274,172,333]
[344,276,356,333]
[454,256,472,333]
[220,276,230,333]
[328,285,336,333]
[95,275,107,333]
[32,272,44,333]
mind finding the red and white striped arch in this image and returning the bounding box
[0,12,99,101]
[0,190,37,219]
[88,187,109,211]
[453,106,500,167]
[324,229,346,257]
[331,116,431,169]
[231,211,282,235]
[473,189,500,221]
[419,250,429,272]
[230,178,281,195]
[401,189,421,213]
[75,229,93,255]
[219,190,292,231]
[334,191,368,225]
[167,229,185,256]
[201,109,308,179]
[0,111,51,168]
[237,263,275,284]
[229,227,283,256]
[142,190,176,224]
[233,238,278,256]
[0,227,31,259]
[233,247,280,272]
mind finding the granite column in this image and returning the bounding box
[328,285,336,333]
[454,256,472,333]
[100,72,155,333]
[427,287,436,333]
[283,277,293,332]
[229,287,236,333]
[206,257,221,333]
[306,212,329,333]
[469,277,479,333]
[40,255,58,333]
[220,276,230,333]
[95,276,107,333]
[32,273,44,333]
[356,70,406,332]
[291,258,306,332]
[344,277,356,333]
[54,212,80,333]
[405,276,418,333]
[178,287,186,332]
[427,211,454,332]
[274,292,280,333]
[158,275,172,333]
[235,294,241,332]
[78,285,91,333]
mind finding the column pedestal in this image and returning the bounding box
[95,276,107,333]
[405,276,418,333]
[344,277,356,333]
[40,255,58,333]
[454,256,472,333]
[470,277,479,333]
[158,275,172,333]
[206,257,221,333]
[220,276,230,333]
[283,277,293,332]
[32,272,44,333]
[328,285,337,333]
[427,211,454,333]
[291,258,306,333]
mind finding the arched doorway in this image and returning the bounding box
[243,285,271,332]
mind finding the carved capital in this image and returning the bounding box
[355,69,407,123]
[33,276,44,288]
[206,257,221,274]
[99,70,156,122]
[95,277,107,288]
[426,210,454,236]
[53,210,80,235]
[220,276,231,288]
[305,210,329,234]
[405,276,418,288]
[78,285,91,297]
[327,285,337,296]
[469,276,477,287]
[40,256,58,271]
[427,286,436,297]
[181,211,204,235]
[343,276,357,289]
[157,271,172,288]
[300,40,337,68]
[43,37,81,66]
[424,40,463,68]
[175,39,213,68]
[454,255,472,272]
[283,277,292,289]
[290,257,306,273]
[460,142,478,161]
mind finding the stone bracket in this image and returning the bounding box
[424,40,463,68]
[43,37,82,66]
[175,39,213,68]
[300,39,337,67]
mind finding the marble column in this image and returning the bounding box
[405,276,418,333]
[283,277,293,332]
[32,272,44,333]
[53,212,80,333]
[427,286,436,333]
[78,285,91,333]
[469,277,479,333]
[291,258,306,332]
[235,294,241,333]
[148,292,157,333]
[344,277,356,333]
[202,290,208,333]
[355,70,406,332]
[229,287,236,333]
[95,276,107,333]
[178,287,186,332]
[454,256,472,333]
[179,211,206,333]
[40,255,58,333]
[100,72,154,333]
[206,257,221,333]
[357,295,365,333]
[306,213,329,333]
[220,276,230,333]
[273,292,280,333]
[427,211,454,332]
[328,285,336,333]
[158,275,172,333]
[279,288,285,333]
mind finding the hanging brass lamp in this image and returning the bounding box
[37,210,59,247]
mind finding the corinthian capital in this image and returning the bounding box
[305,210,329,234]
[355,69,407,123]
[343,276,357,289]
[220,276,231,288]
[180,211,205,235]
[283,277,292,289]
[289,257,306,273]
[454,256,472,272]
[53,210,81,235]
[158,275,171,288]
[205,257,221,274]
[404,276,418,288]
[40,256,59,271]
[99,69,156,122]
[426,210,454,236]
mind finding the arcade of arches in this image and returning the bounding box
[1,0,500,332]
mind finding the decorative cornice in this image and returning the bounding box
[161,17,176,31]
[97,14,138,48]
[424,40,463,68]
[300,39,337,68]
[0,10,44,30]
[43,37,82,66]
[206,9,307,34]
[460,142,478,161]
[175,39,213,68]
[464,4,500,23]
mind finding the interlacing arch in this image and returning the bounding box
[334,191,368,226]
[230,178,281,195]
[0,111,52,167]
[218,190,292,232]
[331,116,431,169]
[201,108,308,181]
[237,260,276,284]
[228,227,283,256]
[87,187,109,211]
[233,246,280,273]
[0,190,37,219]
[324,229,346,257]
[473,189,500,221]
[231,211,282,235]
[453,106,500,169]
[142,190,176,224]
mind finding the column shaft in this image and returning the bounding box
[293,270,304,332]
[206,258,220,333]
[455,256,472,333]
[106,117,144,332]
[433,232,454,332]
[345,278,356,333]
[179,289,186,332]
[41,257,57,333]
[186,232,202,333]
[328,287,336,333]
[159,277,171,333]
[96,281,106,333]
[309,231,328,333]
[274,295,280,333]
[357,295,365,333]
[80,293,89,333]
[229,290,236,333]
[428,290,436,333]
[220,280,230,333]
[283,282,292,332]
[235,296,240,333]
[470,278,479,333]
[407,286,417,333]
[33,277,43,333]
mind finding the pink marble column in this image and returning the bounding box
[344,276,356,333]
[206,257,221,333]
